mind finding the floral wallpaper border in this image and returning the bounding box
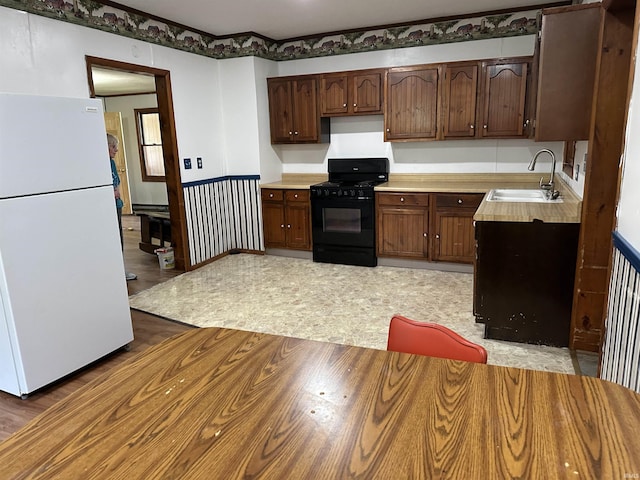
[1,0,540,61]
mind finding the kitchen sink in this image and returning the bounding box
[485,189,563,203]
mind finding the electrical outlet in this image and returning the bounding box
[184,158,192,169]
[583,153,588,171]
[197,157,203,169]
[574,164,580,181]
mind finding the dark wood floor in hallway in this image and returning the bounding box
[0,215,191,442]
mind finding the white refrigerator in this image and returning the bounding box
[0,93,134,398]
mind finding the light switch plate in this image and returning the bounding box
[184,158,192,169]
[197,157,202,169]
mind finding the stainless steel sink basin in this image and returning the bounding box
[485,189,563,203]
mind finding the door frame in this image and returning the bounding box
[85,56,190,271]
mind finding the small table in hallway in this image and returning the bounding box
[1,328,639,478]
[136,211,171,254]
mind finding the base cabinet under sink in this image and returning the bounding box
[473,220,579,347]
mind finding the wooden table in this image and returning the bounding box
[1,328,639,479]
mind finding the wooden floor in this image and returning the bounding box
[0,215,192,442]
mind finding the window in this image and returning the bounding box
[135,108,165,181]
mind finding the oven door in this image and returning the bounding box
[311,196,375,248]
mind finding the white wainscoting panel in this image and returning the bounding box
[183,176,263,266]
[601,232,640,393]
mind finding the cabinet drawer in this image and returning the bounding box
[377,193,429,207]
[262,189,284,201]
[435,193,483,209]
[285,190,309,203]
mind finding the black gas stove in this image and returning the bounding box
[310,158,389,267]
[311,180,379,199]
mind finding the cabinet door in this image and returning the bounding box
[352,71,383,114]
[535,5,600,141]
[291,78,319,142]
[432,211,476,263]
[285,202,311,250]
[480,62,528,138]
[377,206,429,258]
[432,194,483,263]
[262,202,286,248]
[320,74,349,115]
[267,79,294,143]
[442,63,479,138]
[385,67,440,141]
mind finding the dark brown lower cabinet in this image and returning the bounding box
[261,189,311,251]
[474,220,579,347]
[432,194,483,263]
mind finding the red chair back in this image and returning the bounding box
[387,315,488,364]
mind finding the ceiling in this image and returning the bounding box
[92,67,156,96]
[111,0,553,40]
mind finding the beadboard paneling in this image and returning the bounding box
[183,176,262,266]
[601,232,640,393]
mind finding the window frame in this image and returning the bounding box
[134,107,166,182]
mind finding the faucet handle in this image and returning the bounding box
[540,177,554,191]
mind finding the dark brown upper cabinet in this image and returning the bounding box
[479,59,530,138]
[267,76,329,144]
[442,62,479,139]
[534,4,601,141]
[384,65,441,142]
[320,69,384,116]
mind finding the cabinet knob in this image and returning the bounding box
[435,234,440,239]
[269,193,274,198]
[483,125,488,129]
[423,233,428,237]
[294,194,298,198]
[343,103,347,107]
[287,224,291,228]
[294,131,299,135]
[470,124,475,130]
[458,199,463,204]
[288,131,293,135]
[386,128,390,132]
[400,197,405,202]
[280,224,285,228]
[353,103,357,107]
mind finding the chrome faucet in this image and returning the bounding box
[528,148,559,199]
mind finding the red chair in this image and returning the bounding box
[387,315,488,364]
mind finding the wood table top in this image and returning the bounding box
[1,328,639,479]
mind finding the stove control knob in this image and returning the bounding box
[358,189,365,197]
[350,189,356,197]
[337,190,343,197]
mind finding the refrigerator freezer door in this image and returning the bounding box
[0,186,133,396]
[0,94,112,199]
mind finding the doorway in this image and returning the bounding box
[103,110,132,214]
[85,56,189,271]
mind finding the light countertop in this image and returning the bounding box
[261,173,582,223]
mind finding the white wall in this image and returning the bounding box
[217,56,263,176]
[254,57,282,184]
[270,35,566,185]
[617,25,640,251]
[0,6,224,185]
[103,94,169,206]
[0,6,581,194]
